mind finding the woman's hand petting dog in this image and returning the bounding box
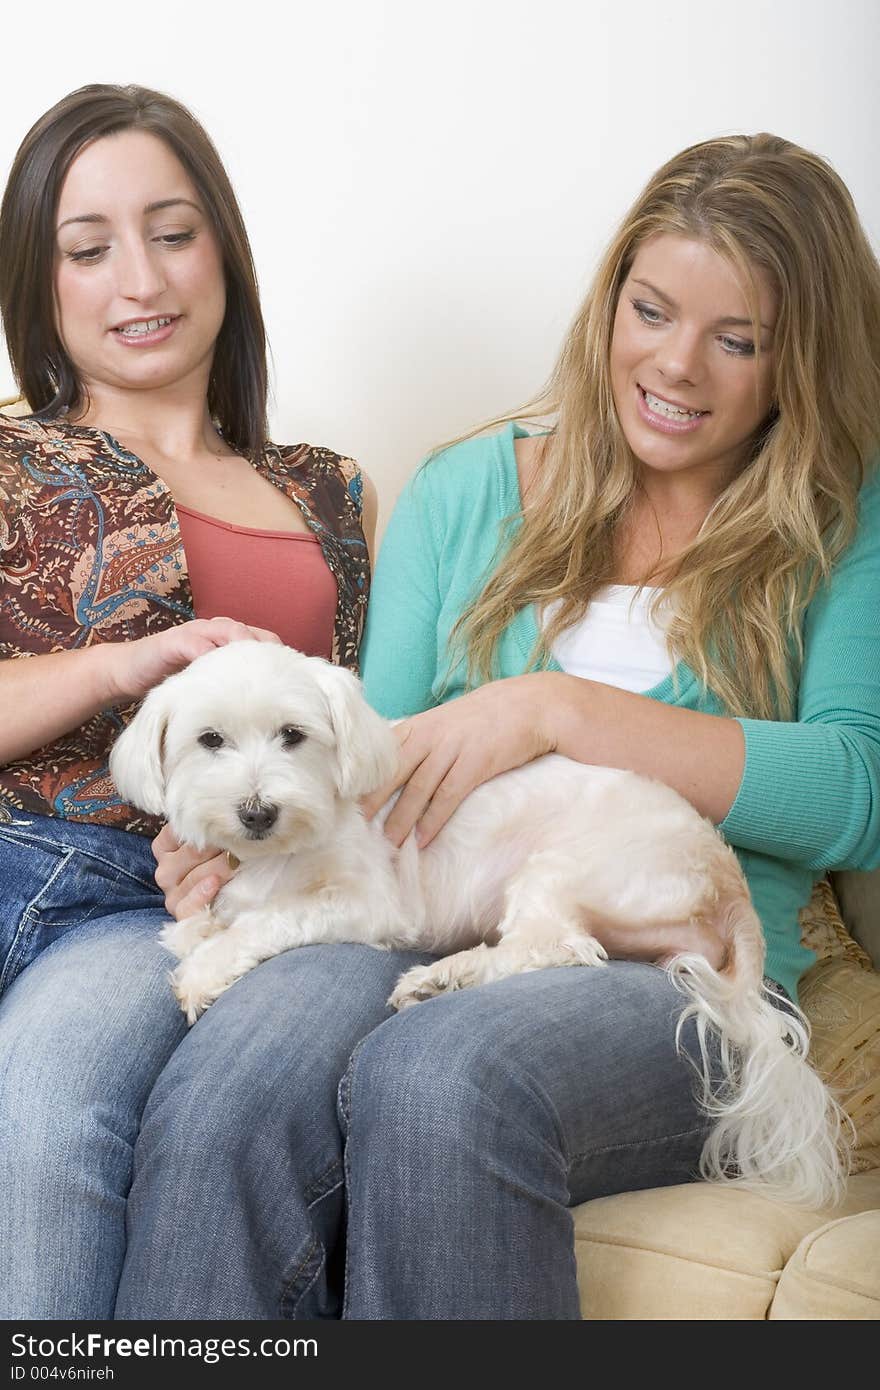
[152,823,237,921]
[361,673,558,848]
[108,616,283,705]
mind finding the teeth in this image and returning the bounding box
[644,388,704,420]
[118,317,172,336]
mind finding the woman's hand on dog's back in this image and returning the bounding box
[362,674,557,848]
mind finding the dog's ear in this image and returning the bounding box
[109,681,175,816]
[309,660,400,800]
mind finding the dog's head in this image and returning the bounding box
[109,641,399,857]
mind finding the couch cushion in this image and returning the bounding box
[769,1210,880,1319]
[574,1170,880,1319]
[800,958,880,1173]
[798,879,880,1171]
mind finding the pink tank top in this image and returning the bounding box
[175,503,338,659]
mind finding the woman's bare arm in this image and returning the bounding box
[0,617,282,765]
[0,644,123,764]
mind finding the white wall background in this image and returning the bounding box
[2,0,878,534]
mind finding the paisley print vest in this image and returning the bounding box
[0,415,369,834]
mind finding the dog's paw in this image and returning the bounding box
[564,934,609,968]
[387,970,438,1010]
[388,955,480,1010]
[159,909,222,961]
[169,965,209,1025]
[169,959,232,1026]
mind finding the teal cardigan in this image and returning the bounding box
[361,423,880,1001]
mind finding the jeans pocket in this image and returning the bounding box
[0,834,160,996]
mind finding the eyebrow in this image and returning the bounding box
[57,198,203,232]
[630,278,774,333]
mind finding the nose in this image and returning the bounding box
[237,800,279,834]
[116,236,168,303]
[656,325,703,385]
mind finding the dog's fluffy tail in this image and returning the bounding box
[667,930,850,1209]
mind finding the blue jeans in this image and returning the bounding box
[1,811,726,1320]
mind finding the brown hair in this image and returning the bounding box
[447,134,880,718]
[0,84,268,461]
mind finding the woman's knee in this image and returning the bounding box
[134,943,436,1173]
[340,983,563,1170]
[0,918,187,1208]
[1,916,184,1091]
[340,963,712,1179]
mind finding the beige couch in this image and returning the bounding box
[572,871,880,1319]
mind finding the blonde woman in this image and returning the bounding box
[153,134,879,1320]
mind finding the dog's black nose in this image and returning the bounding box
[237,801,279,834]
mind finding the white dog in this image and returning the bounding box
[110,640,847,1207]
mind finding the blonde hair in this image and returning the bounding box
[447,133,880,719]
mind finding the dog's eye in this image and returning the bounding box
[280,725,305,749]
[198,731,225,750]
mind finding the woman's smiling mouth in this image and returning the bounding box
[111,315,180,346]
[637,384,709,434]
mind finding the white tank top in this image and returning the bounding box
[545,586,674,694]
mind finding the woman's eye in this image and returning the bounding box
[65,232,194,263]
[719,335,756,357]
[632,300,664,325]
[198,730,225,750]
[68,246,108,264]
[155,231,196,247]
[280,726,305,749]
